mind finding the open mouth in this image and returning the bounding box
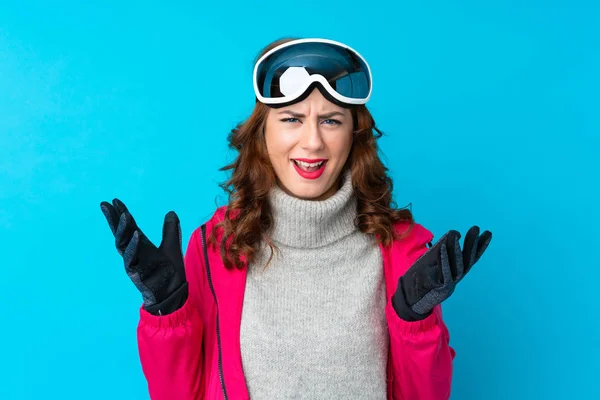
[292,159,325,172]
[291,158,328,179]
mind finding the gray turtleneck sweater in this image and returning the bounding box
[240,171,389,399]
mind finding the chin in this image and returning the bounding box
[289,185,327,200]
[279,167,337,200]
[279,176,326,199]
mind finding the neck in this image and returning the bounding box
[267,170,358,249]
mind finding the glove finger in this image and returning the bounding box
[159,211,182,257]
[463,235,479,275]
[440,243,453,285]
[462,226,480,266]
[115,211,137,255]
[100,201,119,236]
[112,198,139,243]
[123,230,141,269]
[453,233,466,280]
[112,198,129,215]
[445,230,461,280]
[474,230,492,263]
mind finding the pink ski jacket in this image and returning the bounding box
[136,206,456,399]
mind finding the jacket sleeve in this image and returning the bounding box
[387,225,456,400]
[136,228,205,400]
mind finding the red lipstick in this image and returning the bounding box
[291,158,328,180]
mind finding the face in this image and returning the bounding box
[264,89,354,201]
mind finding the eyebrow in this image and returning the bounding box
[277,110,346,119]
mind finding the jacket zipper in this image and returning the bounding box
[200,224,229,400]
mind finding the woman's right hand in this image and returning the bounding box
[100,198,188,315]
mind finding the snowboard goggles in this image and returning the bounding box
[253,38,373,108]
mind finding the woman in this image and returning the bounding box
[100,38,492,400]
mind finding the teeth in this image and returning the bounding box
[295,160,324,168]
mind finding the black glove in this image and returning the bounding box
[100,198,188,315]
[393,226,492,321]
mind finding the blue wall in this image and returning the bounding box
[1,1,598,399]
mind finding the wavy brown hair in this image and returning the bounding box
[208,37,415,270]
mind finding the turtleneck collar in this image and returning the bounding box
[267,170,358,249]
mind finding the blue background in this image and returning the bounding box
[1,1,598,399]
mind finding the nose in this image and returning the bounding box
[299,119,325,152]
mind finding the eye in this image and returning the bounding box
[280,117,300,123]
[322,119,341,125]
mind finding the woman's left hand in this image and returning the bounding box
[392,226,492,321]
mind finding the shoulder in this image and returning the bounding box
[383,220,435,277]
[188,205,234,248]
[205,206,229,227]
[184,207,230,275]
[182,207,231,308]
[189,206,229,237]
[377,220,435,288]
[392,220,434,246]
